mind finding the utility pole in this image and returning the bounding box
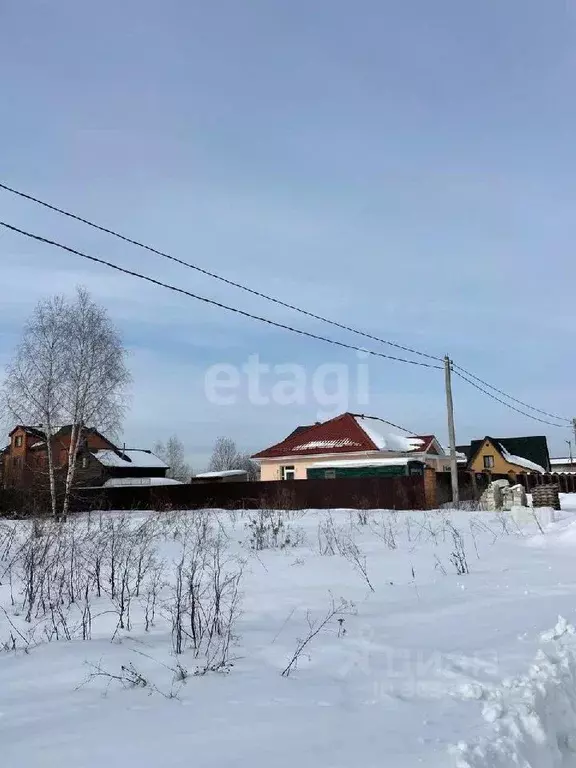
[566,440,573,468]
[572,419,576,466]
[444,355,459,505]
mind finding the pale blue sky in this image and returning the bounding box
[2,1,575,467]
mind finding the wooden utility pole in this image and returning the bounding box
[444,355,459,505]
[572,419,576,467]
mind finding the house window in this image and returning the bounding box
[483,455,495,469]
[14,435,22,448]
[324,469,336,479]
[81,456,88,469]
[281,465,295,480]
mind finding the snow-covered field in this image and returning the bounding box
[3,500,576,767]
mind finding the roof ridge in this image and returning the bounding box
[252,411,378,459]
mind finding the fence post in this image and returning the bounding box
[423,467,437,509]
[470,471,478,501]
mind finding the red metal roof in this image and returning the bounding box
[252,413,378,459]
[252,414,440,460]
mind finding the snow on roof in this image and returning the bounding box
[194,469,247,478]
[92,450,125,467]
[103,477,183,487]
[309,457,422,469]
[441,448,468,462]
[354,417,424,452]
[291,438,361,451]
[123,450,168,468]
[499,444,545,473]
[551,458,576,465]
[93,450,168,469]
[252,413,436,460]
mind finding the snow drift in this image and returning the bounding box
[452,617,576,767]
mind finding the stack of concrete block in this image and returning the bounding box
[512,484,528,507]
[502,483,528,511]
[480,479,510,511]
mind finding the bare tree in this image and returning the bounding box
[208,437,259,480]
[154,435,191,482]
[208,437,238,472]
[2,296,68,517]
[60,288,131,519]
[235,453,260,481]
[2,287,131,519]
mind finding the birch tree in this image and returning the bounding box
[59,287,131,519]
[2,296,67,517]
[2,287,131,519]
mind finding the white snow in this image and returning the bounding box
[194,469,247,478]
[308,457,416,468]
[451,618,576,767]
[441,448,468,463]
[292,438,362,451]
[499,444,546,473]
[93,449,168,469]
[90,449,124,467]
[354,416,425,452]
[4,499,576,766]
[103,477,184,487]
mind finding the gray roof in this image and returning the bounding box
[92,449,168,469]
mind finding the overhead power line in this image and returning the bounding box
[0,181,442,363]
[451,362,571,424]
[452,368,570,429]
[0,180,570,426]
[0,221,443,370]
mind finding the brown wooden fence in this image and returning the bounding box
[71,475,427,513]
[4,470,574,518]
[517,472,576,493]
[434,470,576,507]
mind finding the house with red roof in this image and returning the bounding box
[252,412,448,481]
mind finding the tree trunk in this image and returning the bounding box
[61,423,81,521]
[45,420,58,519]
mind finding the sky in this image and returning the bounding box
[1,0,576,468]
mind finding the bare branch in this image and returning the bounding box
[281,596,351,677]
